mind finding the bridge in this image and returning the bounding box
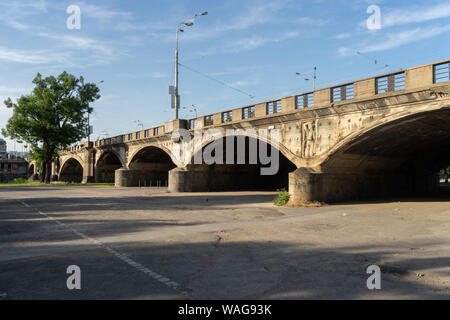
[31,59,450,202]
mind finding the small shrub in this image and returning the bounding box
[13,178,28,184]
[274,188,290,206]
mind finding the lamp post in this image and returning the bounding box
[173,11,208,120]
[134,120,144,130]
[296,66,317,90]
[182,104,198,118]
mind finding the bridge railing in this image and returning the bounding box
[87,58,449,147]
[187,58,449,130]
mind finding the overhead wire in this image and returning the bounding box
[178,62,256,99]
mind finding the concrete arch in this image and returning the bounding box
[170,133,297,192]
[321,108,450,172]
[127,143,173,169]
[189,131,298,167]
[96,149,126,168]
[289,107,450,203]
[95,150,125,183]
[123,144,177,187]
[59,154,85,175]
[59,157,84,183]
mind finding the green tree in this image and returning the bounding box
[1,72,100,183]
[441,166,450,184]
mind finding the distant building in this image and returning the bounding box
[0,158,29,182]
[0,139,6,159]
[0,139,30,182]
[7,151,29,159]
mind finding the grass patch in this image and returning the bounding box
[0,181,41,187]
[273,188,324,207]
[0,181,114,187]
[13,178,28,184]
[273,188,290,206]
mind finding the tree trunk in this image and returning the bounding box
[44,161,52,184]
[44,147,55,184]
[40,163,46,183]
[41,141,54,184]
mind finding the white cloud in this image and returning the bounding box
[37,32,115,56]
[361,24,450,53]
[227,79,261,88]
[0,85,31,94]
[78,3,132,21]
[228,31,300,53]
[160,1,290,42]
[335,33,351,39]
[382,3,450,28]
[0,0,48,31]
[191,30,299,58]
[337,47,351,56]
[151,72,169,79]
[294,17,328,26]
[118,72,169,79]
[0,46,69,64]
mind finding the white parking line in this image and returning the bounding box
[17,200,182,292]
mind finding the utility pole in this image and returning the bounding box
[296,66,317,91]
[313,66,317,90]
[172,12,208,120]
[174,28,180,120]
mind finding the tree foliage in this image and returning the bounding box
[441,166,450,184]
[1,71,100,183]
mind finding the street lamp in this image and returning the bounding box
[87,80,104,143]
[296,66,317,90]
[172,11,208,120]
[182,104,198,118]
[134,120,144,130]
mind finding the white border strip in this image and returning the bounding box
[18,200,182,291]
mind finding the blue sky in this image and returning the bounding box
[1,0,450,151]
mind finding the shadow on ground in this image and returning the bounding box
[0,239,449,300]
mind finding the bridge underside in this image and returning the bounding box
[115,146,176,187]
[59,159,83,183]
[290,109,450,202]
[96,152,122,183]
[169,136,297,192]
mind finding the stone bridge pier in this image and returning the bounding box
[56,59,450,202]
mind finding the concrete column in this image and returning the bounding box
[82,145,95,184]
[168,168,192,192]
[29,163,40,181]
[168,166,211,192]
[289,168,369,203]
[50,162,58,182]
[115,168,140,187]
[289,167,322,203]
[289,167,436,203]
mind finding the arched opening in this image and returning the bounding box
[189,135,297,191]
[319,108,450,201]
[28,164,35,178]
[439,165,450,186]
[59,158,83,183]
[128,146,176,186]
[96,152,123,183]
